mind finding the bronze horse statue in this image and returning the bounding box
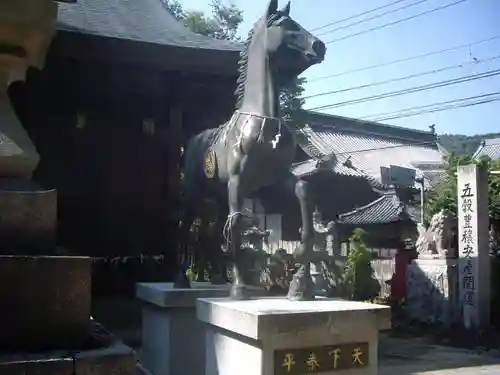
[178,0,326,300]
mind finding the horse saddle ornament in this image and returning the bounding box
[203,147,217,179]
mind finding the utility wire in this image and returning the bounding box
[361,92,500,121]
[306,68,500,111]
[324,0,467,45]
[325,0,467,45]
[307,34,500,84]
[311,0,410,32]
[377,97,500,121]
[361,92,500,119]
[317,0,432,37]
[304,54,500,100]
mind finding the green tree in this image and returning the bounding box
[344,228,380,301]
[163,0,185,21]
[164,0,243,40]
[163,0,306,122]
[438,133,500,156]
[425,154,500,226]
[281,77,306,123]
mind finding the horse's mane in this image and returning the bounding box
[234,11,283,109]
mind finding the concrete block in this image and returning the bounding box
[197,297,390,375]
[137,282,266,375]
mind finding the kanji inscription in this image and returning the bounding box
[274,342,369,375]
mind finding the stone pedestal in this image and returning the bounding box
[136,282,266,375]
[0,255,91,350]
[197,297,390,375]
[0,323,136,375]
[0,187,57,252]
[0,0,60,181]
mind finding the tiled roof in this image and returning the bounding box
[290,111,446,188]
[338,191,420,225]
[473,137,500,161]
[56,0,242,51]
[411,161,448,187]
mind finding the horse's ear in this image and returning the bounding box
[281,1,291,16]
[266,0,278,17]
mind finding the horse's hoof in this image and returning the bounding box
[287,274,315,301]
[230,284,251,300]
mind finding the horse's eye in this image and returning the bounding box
[285,22,300,32]
[278,18,300,32]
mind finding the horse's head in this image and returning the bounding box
[235,0,326,109]
[260,0,326,78]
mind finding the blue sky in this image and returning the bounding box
[178,0,500,135]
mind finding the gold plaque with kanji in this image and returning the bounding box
[274,342,369,375]
[204,147,217,179]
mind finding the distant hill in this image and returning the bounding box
[438,133,500,156]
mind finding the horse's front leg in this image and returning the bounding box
[227,174,252,300]
[284,174,315,301]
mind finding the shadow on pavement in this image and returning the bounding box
[380,335,500,374]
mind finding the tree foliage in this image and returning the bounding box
[164,0,243,40]
[280,76,306,122]
[438,133,500,156]
[163,0,306,122]
[424,154,500,226]
[345,228,380,301]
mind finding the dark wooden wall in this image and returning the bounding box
[9,54,236,262]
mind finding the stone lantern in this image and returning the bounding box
[0,2,135,373]
[0,0,91,352]
[0,0,68,180]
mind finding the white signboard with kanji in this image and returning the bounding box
[457,164,490,329]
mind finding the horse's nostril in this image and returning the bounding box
[312,40,326,58]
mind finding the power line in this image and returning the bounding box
[366,94,500,122]
[384,97,500,121]
[361,92,500,119]
[325,0,468,45]
[306,68,500,111]
[307,34,500,84]
[360,91,500,121]
[304,54,500,100]
[370,96,500,121]
[310,0,410,32]
[317,0,431,37]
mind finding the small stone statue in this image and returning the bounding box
[415,210,457,258]
[306,210,338,294]
[241,211,271,250]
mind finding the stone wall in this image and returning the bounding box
[406,259,458,326]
